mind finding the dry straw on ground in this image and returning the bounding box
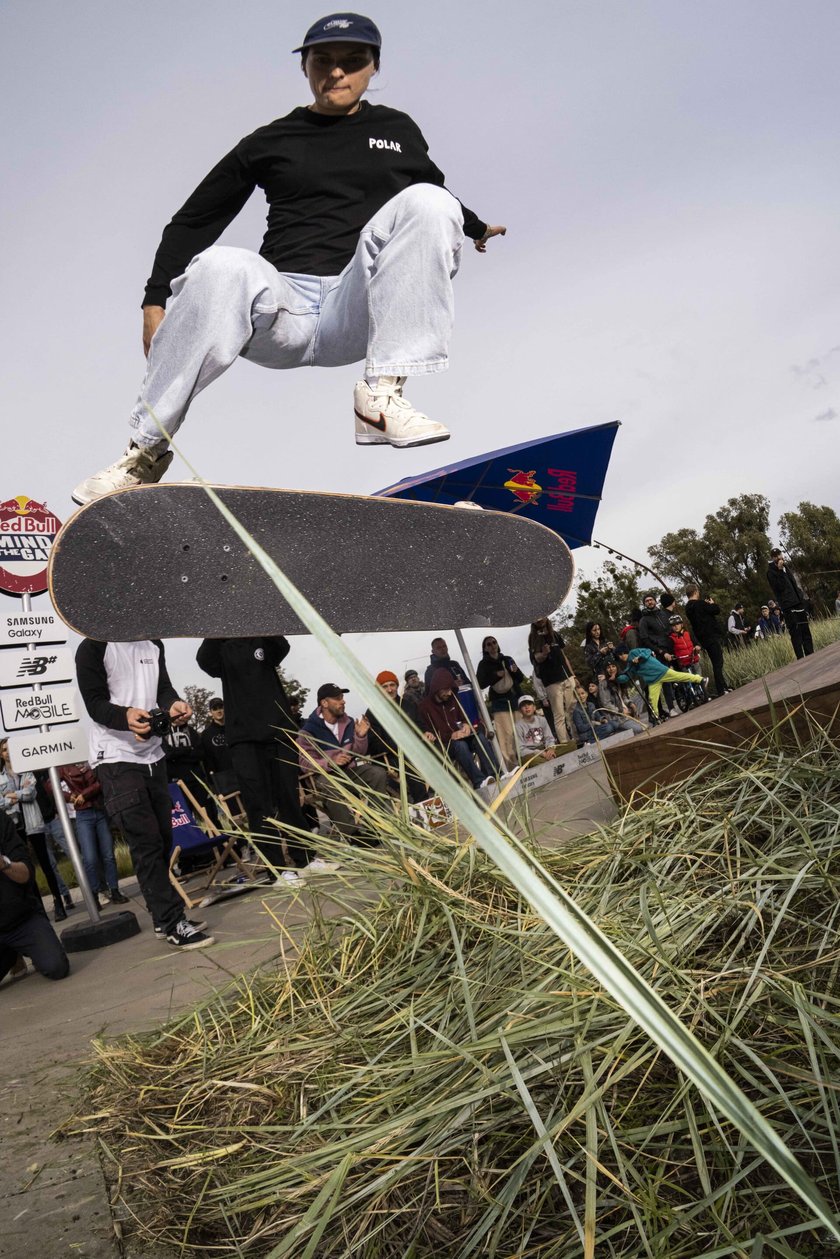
[66,724,840,1258]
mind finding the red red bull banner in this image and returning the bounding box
[0,496,62,598]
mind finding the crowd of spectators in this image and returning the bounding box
[1,542,830,985]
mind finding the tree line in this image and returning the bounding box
[561,494,840,662]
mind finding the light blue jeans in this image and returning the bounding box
[75,807,119,893]
[130,183,465,446]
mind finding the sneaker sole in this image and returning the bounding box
[355,432,450,448]
[167,935,216,951]
[155,919,208,934]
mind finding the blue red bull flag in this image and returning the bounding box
[376,421,619,550]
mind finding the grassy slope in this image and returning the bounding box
[67,725,840,1258]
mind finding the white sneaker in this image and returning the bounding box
[273,869,301,886]
[669,706,681,718]
[353,378,450,448]
[302,857,340,874]
[72,441,174,506]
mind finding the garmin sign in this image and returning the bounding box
[7,726,89,772]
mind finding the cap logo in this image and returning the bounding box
[324,18,352,29]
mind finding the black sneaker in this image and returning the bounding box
[155,917,207,935]
[109,887,130,904]
[53,899,67,922]
[165,919,215,950]
[63,894,75,912]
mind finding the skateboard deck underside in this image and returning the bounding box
[49,485,575,640]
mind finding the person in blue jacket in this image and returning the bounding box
[613,643,707,718]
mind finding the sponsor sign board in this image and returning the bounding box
[0,496,62,599]
[0,646,75,689]
[7,725,89,772]
[0,610,65,646]
[0,685,79,732]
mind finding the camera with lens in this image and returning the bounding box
[140,707,172,739]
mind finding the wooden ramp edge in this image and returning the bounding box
[603,641,840,805]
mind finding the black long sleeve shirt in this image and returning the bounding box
[144,102,487,307]
[196,637,296,746]
[0,815,41,932]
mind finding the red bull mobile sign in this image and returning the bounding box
[0,495,62,598]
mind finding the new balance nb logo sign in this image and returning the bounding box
[17,655,57,677]
[369,138,402,152]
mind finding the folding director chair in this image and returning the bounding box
[168,780,253,910]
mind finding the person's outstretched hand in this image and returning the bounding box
[474,225,507,253]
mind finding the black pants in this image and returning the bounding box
[98,759,185,933]
[318,760,394,845]
[0,909,69,983]
[786,607,814,659]
[229,741,313,869]
[702,639,729,696]
[26,832,63,904]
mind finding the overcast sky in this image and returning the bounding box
[2,0,839,712]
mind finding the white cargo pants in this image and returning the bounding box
[129,184,465,446]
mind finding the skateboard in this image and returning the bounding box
[48,484,575,640]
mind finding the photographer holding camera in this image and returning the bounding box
[76,639,214,950]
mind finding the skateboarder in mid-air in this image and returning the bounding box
[72,12,506,506]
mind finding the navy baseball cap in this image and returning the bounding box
[293,13,382,53]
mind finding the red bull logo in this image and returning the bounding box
[0,495,62,598]
[504,470,543,505]
[171,800,191,828]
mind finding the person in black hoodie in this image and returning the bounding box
[0,811,69,984]
[196,637,314,879]
[200,699,237,794]
[400,669,425,726]
[363,671,429,803]
[638,593,679,717]
[423,638,469,692]
[684,585,730,696]
[767,550,814,658]
[528,618,575,742]
[476,636,523,770]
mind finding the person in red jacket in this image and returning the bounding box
[53,763,129,908]
[668,617,699,670]
[668,615,708,707]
